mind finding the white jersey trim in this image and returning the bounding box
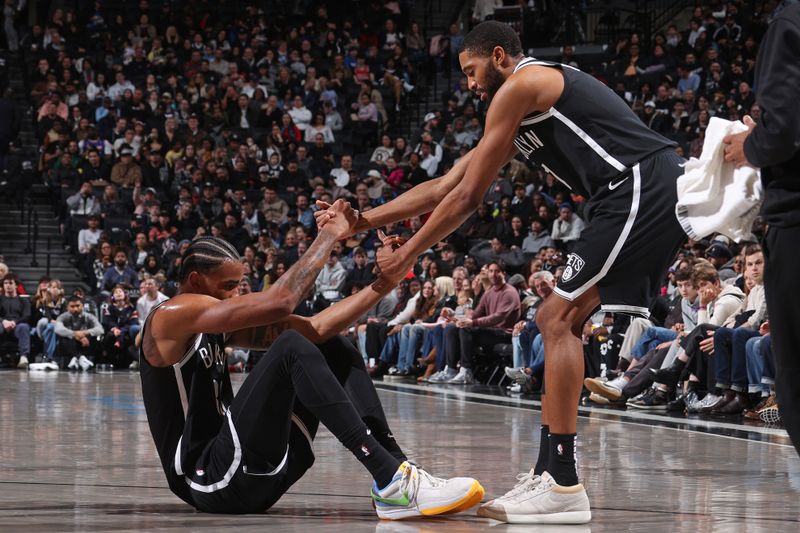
[181,410,245,493]
[553,163,642,301]
[520,109,554,126]
[550,108,628,173]
[173,333,202,419]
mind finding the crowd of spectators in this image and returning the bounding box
[0,1,781,423]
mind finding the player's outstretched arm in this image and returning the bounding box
[155,200,357,342]
[378,72,560,282]
[316,150,476,232]
[230,235,400,348]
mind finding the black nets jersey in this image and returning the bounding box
[140,314,233,504]
[512,57,677,198]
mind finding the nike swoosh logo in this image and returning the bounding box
[608,177,629,191]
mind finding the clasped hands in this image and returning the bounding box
[315,200,415,288]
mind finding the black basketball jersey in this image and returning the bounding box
[512,58,676,198]
[139,309,233,504]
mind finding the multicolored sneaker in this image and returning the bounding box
[371,461,484,520]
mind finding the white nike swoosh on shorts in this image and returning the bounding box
[608,177,630,190]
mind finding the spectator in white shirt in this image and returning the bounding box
[77,215,103,254]
[288,95,312,132]
[108,72,135,101]
[551,203,586,244]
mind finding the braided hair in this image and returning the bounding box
[178,237,241,283]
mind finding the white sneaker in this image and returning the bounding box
[477,471,590,524]
[583,375,625,401]
[28,361,59,371]
[67,356,79,370]
[504,366,527,381]
[17,355,29,369]
[479,468,540,513]
[371,461,484,519]
[129,360,139,371]
[508,383,522,394]
[78,355,94,372]
[446,367,475,384]
[428,367,456,383]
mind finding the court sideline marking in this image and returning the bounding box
[374,381,794,448]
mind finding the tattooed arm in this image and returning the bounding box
[228,232,400,349]
[230,276,396,348]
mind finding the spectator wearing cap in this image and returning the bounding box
[706,243,735,281]
[522,217,556,255]
[110,147,142,189]
[140,150,170,190]
[259,185,289,224]
[551,203,586,249]
[133,185,160,216]
[198,182,223,221]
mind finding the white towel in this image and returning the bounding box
[675,117,762,242]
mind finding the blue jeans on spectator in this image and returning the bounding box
[745,336,769,394]
[379,333,400,365]
[421,325,446,370]
[4,322,31,357]
[530,333,545,379]
[36,318,58,360]
[631,326,677,359]
[397,324,427,371]
[714,327,760,392]
[760,335,775,386]
[513,323,538,368]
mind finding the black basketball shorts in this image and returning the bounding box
[554,149,688,318]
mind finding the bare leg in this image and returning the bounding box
[537,287,600,434]
[535,288,600,485]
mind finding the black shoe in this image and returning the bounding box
[629,388,670,410]
[667,389,698,412]
[650,359,687,389]
[369,360,389,378]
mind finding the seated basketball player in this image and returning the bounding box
[138,199,483,518]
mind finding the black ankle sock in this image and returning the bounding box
[534,425,550,475]
[548,433,579,486]
[374,429,408,463]
[342,427,401,488]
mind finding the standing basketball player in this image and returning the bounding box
[139,199,484,518]
[723,2,800,455]
[319,22,687,523]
